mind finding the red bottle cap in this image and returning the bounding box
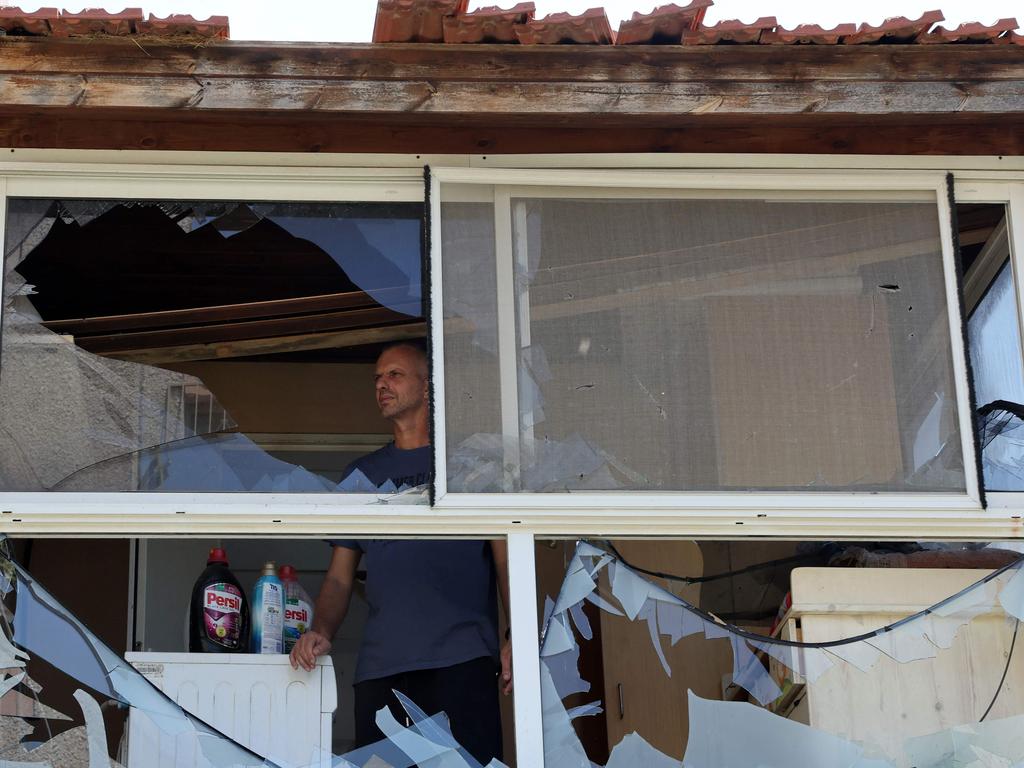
[207,547,228,565]
[278,564,296,580]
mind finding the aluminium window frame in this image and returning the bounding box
[0,156,1020,541]
[956,179,1024,510]
[429,167,998,538]
[0,161,441,534]
[0,153,1021,768]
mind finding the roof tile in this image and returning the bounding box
[761,22,858,45]
[515,7,615,45]
[682,15,777,44]
[842,10,943,44]
[918,17,1019,43]
[136,13,230,38]
[0,7,60,35]
[49,7,143,37]
[616,1,712,45]
[443,3,535,44]
[374,0,469,43]
[0,7,229,38]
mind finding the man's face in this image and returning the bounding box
[374,346,428,421]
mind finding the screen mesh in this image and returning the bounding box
[442,192,964,493]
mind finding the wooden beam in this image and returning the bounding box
[2,72,1021,118]
[41,289,393,334]
[0,37,1020,154]
[107,321,427,364]
[72,305,411,355]
[3,111,1023,155]
[3,38,1022,84]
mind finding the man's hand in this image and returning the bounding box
[290,630,332,672]
[499,637,513,696]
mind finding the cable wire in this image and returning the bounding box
[980,618,1019,722]
[605,540,822,585]
[593,540,1024,650]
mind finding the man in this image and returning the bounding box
[290,341,512,765]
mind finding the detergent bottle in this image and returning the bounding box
[250,561,284,654]
[188,547,249,653]
[278,564,314,654]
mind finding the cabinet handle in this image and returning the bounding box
[617,683,625,719]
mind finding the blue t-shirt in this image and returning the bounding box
[340,443,432,490]
[333,444,499,683]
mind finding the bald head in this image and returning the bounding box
[379,342,428,378]
[374,342,429,429]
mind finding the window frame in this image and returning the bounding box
[0,153,1022,768]
[430,167,992,533]
[0,155,1019,541]
[0,162,438,533]
[956,179,1024,509]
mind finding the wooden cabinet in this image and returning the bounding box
[776,567,1024,764]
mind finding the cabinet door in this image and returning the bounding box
[599,540,732,758]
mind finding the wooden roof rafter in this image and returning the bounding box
[0,37,1022,155]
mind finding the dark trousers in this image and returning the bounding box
[353,656,503,765]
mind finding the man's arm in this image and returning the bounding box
[490,539,513,695]
[289,545,360,671]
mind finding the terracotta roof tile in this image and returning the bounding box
[442,3,534,43]
[842,10,943,44]
[374,0,469,43]
[918,17,1019,43]
[0,6,229,37]
[514,7,615,45]
[48,7,143,37]
[616,1,711,45]
[381,1,1023,47]
[0,6,59,35]
[682,16,777,44]
[136,14,230,38]
[761,22,858,45]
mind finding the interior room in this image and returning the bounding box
[0,197,426,494]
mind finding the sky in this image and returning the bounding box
[8,1,1021,41]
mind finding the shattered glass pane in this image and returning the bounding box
[969,260,1024,492]
[442,190,965,492]
[1,198,427,497]
[968,261,1024,415]
[978,404,1024,493]
[539,540,1024,767]
[0,544,513,768]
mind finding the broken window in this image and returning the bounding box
[6,532,1024,768]
[1,199,428,495]
[441,188,967,493]
[535,538,1024,767]
[960,203,1024,492]
[0,535,515,767]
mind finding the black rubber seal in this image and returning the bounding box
[423,165,437,507]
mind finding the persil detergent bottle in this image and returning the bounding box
[278,564,314,654]
[189,547,249,653]
[251,561,285,654]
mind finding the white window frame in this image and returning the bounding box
[429,166,1018,538]
[0,153,1019,543]
[0,159,441,533]
[0,152,1022,768]
[955,179,1024,511]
